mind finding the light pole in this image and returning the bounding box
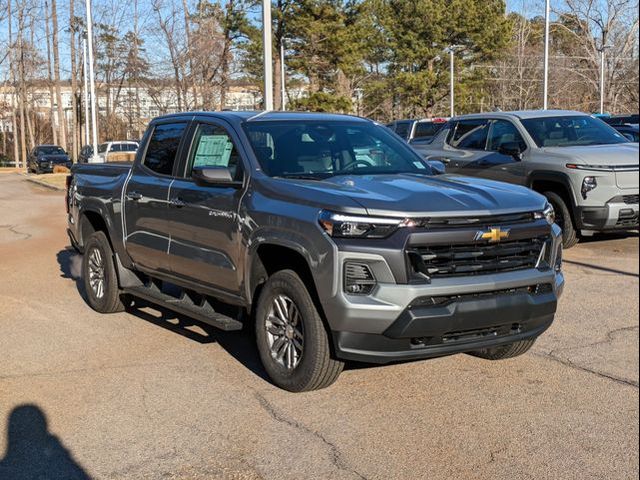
[543,0,550,109]
[262,0,273,111]
[85,0,99,162]
[82,35,90,146]
[448,45,463,118]
[598,44,613,114]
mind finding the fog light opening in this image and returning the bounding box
[344,262,376,295]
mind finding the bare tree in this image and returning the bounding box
[51,0,67,150]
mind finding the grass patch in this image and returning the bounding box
[28,173,68,190]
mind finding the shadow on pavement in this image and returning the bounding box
[563,259,639,277]
[0,405,91,480]
[56,246,270,382]
[56,247,87,301]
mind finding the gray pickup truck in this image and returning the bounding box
[67,111,564,391]
[413,110,639,248]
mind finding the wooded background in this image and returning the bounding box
[1,0,638,166]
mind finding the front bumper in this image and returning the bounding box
[37,162,72,172]
[330,270,563,363]
[577,200,639,231]
[322,224,564,364]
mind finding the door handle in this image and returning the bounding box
[126,191,143,201]
[169,197,186,208]
[440,157,451,164]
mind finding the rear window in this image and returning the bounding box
[394,122,412,140]
[121,143,138,152]
[142,123,187,175]
[413,122,443,139]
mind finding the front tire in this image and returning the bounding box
[470,339,536,360]
[255,270,344,392]
[82,231,126,313]
[543,191,578,249]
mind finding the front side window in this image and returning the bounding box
[122,143,138,152]
[143,122,187,175]
[448,120,490,149]
[487,120,527,152]
[521,116,629,147]
[186,124,241,179]
[243,121,431,179]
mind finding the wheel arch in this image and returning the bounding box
[528,171,578,221]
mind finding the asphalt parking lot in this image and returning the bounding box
[0,173,638,480]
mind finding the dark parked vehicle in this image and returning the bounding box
[612,124,639,143]
[78,145,94,163]
[386,118,448,145]
[603,114,639,125]
[28,145,72,174]
[67,111,564,391]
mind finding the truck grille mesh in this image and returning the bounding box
[408,236,547,278]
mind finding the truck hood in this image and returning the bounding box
[542,143,639,166]
[278,173,547,217]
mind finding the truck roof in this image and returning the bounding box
[153,110,371,125]
[454,110,589,121]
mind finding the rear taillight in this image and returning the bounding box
[65,175,73,213]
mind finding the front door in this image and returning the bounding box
[167,121,246,294]
[124,121,188,273]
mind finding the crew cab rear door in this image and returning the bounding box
[123,121,189,273]
[166,118,246,295]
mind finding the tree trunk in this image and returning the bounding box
[69,0,79,160]
[51,0,68,150]
[17,0,28,168]
[8,0,20,167]
[45,0,58,145]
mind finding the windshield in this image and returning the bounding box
[38,146,65,155]
[521,116,629,147]
[243,121,432,179]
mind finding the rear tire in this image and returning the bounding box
[82,231,126,313]
[255,270,344,392]
[470,339,536,360]
[543,191,578,249]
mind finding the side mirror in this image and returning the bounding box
[426,160,446,175]
[192,166,243,188]
[498,142,524,161]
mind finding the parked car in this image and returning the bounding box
[78,145,94,163]
[386,118,448,144]
[27,145,72,174]
[416,110,639,248]
[67,111,564,392]
[612,124,639,143]
[603,114,639,125]
[97,141,139,162]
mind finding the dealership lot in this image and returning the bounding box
[0,173,637,479]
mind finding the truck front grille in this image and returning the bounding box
[408,236,547,278]
[623,194,639,205]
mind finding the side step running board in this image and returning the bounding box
[124,284,243,332]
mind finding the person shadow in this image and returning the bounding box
[0,405,91,480]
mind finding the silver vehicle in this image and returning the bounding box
[416,110,639,248]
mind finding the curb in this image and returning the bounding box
[21,173,65,192]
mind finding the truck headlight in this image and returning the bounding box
[319,210,415,238]
[581,176,597,199]
[534,202,555,225]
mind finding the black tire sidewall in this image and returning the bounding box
[82,231,119,312]
[544,191,577,248]
[255,270,328,391]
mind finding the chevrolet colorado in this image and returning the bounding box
[66,111,564,391]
